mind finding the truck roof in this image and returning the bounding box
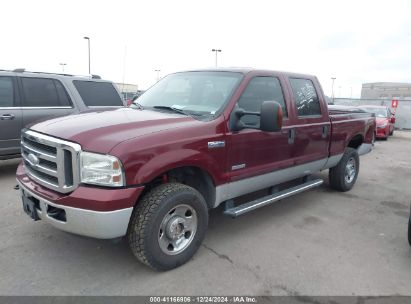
[179,67,316,79]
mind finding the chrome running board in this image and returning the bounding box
[223,179,324,218]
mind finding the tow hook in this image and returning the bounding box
[14,184,20,190]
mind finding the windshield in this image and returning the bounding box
[362,107,388,118]
[134,71,243,116]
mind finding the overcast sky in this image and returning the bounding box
[1,0,411,97]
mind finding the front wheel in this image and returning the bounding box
[127,183,208,271]
[329,147,359,192]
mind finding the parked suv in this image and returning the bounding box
[0,69,125,160]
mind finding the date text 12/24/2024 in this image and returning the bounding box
[149,297,257,303]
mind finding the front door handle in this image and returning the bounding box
[1,114,15,120]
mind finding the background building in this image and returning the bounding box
[361,82,411,100]
[115,82,138,101]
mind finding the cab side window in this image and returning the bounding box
[290,78,321,116]
[0,77,14,107]
[21,78,72,107]
[237,76,287,127]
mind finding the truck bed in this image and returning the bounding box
[328,107,375,157]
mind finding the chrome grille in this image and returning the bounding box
[21,129,81,193]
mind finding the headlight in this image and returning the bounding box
[80,152,124,187]
[378,122,387,128]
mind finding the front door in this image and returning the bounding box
[226,75,294,199]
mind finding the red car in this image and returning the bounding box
[359,105,395,139]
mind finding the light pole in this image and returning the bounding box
[331,77,336,103]
[59,63,67,73]
[83,36,91,74]
[211,49,222,67]
[155,69,161,81]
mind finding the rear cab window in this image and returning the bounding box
[73,81,123,107]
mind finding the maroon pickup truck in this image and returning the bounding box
[16,69,375,270]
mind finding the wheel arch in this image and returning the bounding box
[139,165,217,209]
[347,133,364,150]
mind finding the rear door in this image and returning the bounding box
[287,77,330,168]
[0,76,22,157]
[19,77,75,128]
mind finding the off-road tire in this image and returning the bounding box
[127,183,208,271]
[329,147,359,192]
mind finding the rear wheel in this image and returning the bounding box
[127,183,208,271]
[329,147,359,192]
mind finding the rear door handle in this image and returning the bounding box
[1,114,15,120]
[288,128,295,144]
[322,125,329,138]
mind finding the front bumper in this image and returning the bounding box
[16,163,145,239]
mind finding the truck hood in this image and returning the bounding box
[30,108,196,153]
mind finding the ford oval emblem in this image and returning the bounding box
[27,153,40,166]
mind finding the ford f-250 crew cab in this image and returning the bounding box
[16,69,375,270]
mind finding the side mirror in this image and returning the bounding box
[230,101,283,132]
[391,116,396,124]
[260,101,283,132]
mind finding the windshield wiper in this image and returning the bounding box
[152,106,214,119]
[152,106,189,116]
[131,102,144,110]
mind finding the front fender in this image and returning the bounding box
[126,149,224,186]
